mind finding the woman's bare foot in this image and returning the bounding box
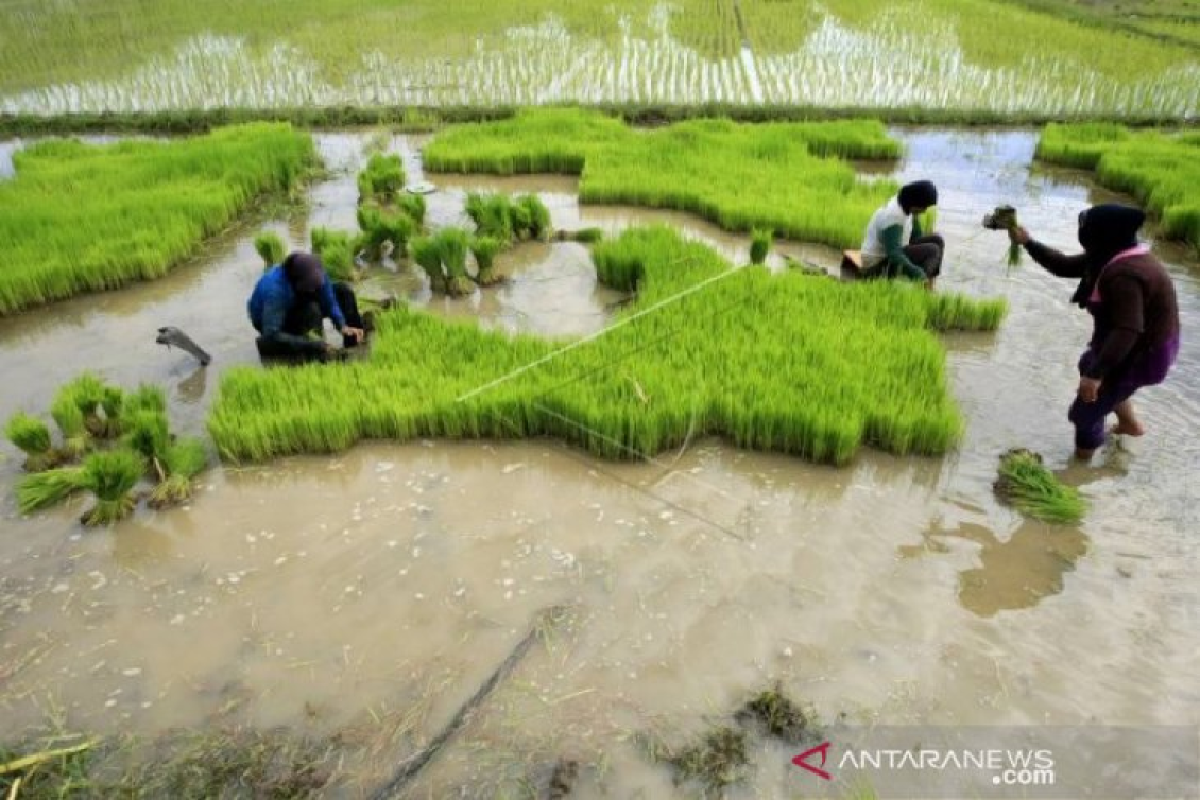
[1112,400,1146,437]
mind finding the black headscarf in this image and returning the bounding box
[898,180,938,214]
[282,252,326,294]
[1071,204,1146,307]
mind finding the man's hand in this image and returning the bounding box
[1077,376,1101,403]
[341,326,365,344]
[1008,226,1031,246]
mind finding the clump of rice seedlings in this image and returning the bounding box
[310,227,357,282]
[61,372,108,437]
[396,193,427,226]
[465,193,515,243]
[254,231,286,268]
[356,205,413,261]
[0,124,315,316]
[149,437,208,509]
[16,467,86,515]
[515,194,551,240]
[50,392,89,459]
[750,228,772,265]
[357,153,405,204]
[994,448,1087,524]
[411,236,445,293]
[917,207,938,237]
[438,228,474,297]
[122,383,166,417]
[735,685,818,745]
[123,410,170,474]
[982,205,1021,268]
[79,450,143,526]
[471,237,503,286]
[99,386,124,438]
[574,228,604,244]
[4,412,60,472]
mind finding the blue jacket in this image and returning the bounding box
[248,265,346,346]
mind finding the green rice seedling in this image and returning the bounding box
[4,412,60,472]
[0,124,315,315]
[50,393,89,459]
[62,372,109,437]
[426,111,899,249]
[437,227,474,297]
[750,228,772,265]
[124,410,170,472]
[16,467,87,515]
[79,449,144,526]
[993,448,1087,524]
[1038,125,1200,250]
[471,237,504,286]
[982,205,1021,268]
[465,193,516,243]
[574,228,604,244]
[211,226,1004,466]
[149,437,208,509]
[411,236,445,293]
[357,153,405,204]
[122,383,167,417]
[100,385,124,438]
[396,193,427,226]
[515,194,551,240]
[310,227,358,282]
[254,231,286,268]
[356,205,414,261]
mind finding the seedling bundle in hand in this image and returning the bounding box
[982,205,1022,269]
[5,373,211,526]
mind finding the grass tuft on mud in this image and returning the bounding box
[641,725,750,795]
[735,685,819,746]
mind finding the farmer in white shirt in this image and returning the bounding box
[860,180,943,289]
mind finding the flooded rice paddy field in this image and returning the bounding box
[1,130,1198,796]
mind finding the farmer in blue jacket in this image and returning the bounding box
[248,252,365,361]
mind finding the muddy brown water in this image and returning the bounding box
[1,130,1198,797]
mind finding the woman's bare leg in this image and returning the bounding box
[1112,400,1145,436]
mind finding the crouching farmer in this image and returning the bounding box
[248,252,365,362]
[860,180,943,288]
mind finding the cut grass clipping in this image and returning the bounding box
[425,109,900,249]
[210,226,1006,466]
[994,448,1087,524]
[0,123,315,315]
[1037,124,1200,250]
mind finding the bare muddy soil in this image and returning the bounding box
[1,130,1198,797]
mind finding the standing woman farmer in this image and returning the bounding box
[1010,205,1180,460]
[860,180,944,288]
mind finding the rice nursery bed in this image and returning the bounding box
[209,226,1007,466]
[424,108,900,248]
[1036,123,1200,250]
[0,123,314,315]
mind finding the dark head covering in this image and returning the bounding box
[898,180,938,214]
[1077,204,1145,265]
[1070,204,1147,308]
[282,252,326,294]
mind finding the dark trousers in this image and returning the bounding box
[256,282,363,363]
[869,235,945,280]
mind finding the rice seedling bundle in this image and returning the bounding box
[516,194,552,240]
[4,412,59,472]
[993,448,1086,524]
[210,226,1005,466]
[310,227,358,282]
[16,467,87,515]
[122,383,167,417]
[50,392,89,459]
[100,386,124,438]
[79,449,144,526]
[438,227,475,297]
[61,372,109,437]
[356,206,414,261]
[149,437,208,509]
[124,409,170,468]
[465,193,517,243]
[426,110,899,249]
[981,205,1021,268]
[396,194,427,225]
[254,231,287,268]
[1038,124,1200,249]
[471,237,504,286]
[0,124,315,315]
[357,153,406,203]
[750,229,772,265]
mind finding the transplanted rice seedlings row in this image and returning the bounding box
[209,226,1005,465]
[0,123,315,315]
[1037,124,1200,249]
[425,109,900,248]
[6,374,211,525]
